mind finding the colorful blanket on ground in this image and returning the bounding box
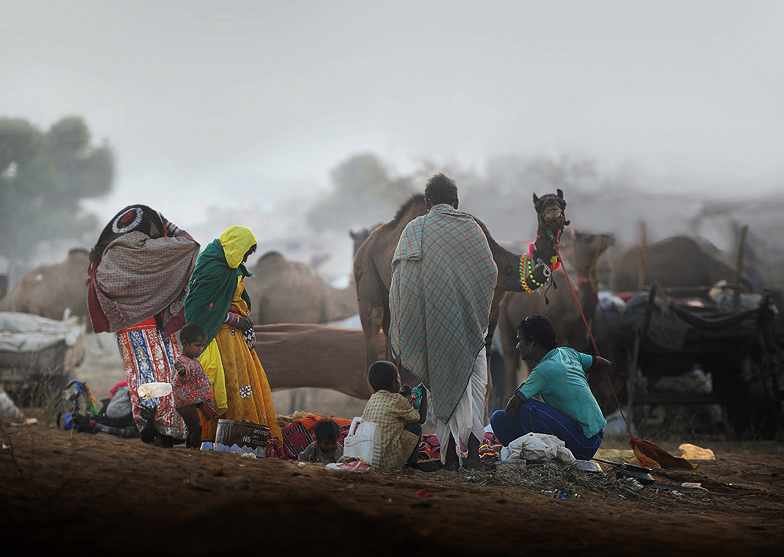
[390,204,497,424]
[280,414,353,460]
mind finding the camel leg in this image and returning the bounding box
[360,304,385,371]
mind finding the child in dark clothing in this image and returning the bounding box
[172,323,219,448]
[298,418,344,463]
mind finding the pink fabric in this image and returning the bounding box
[172,355,215,409]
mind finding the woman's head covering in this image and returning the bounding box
[90,205,165,263]
[86,205,199,335]
[219,226,257,269]
[184,226,256,345]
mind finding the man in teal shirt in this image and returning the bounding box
[490,315,609,460]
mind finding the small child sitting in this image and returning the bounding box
[172,323,219,449]
[360,360,428,469]
[298,418,344,463]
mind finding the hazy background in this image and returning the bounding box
[2,0,783,285]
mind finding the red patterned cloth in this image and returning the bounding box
[172,355,216,409]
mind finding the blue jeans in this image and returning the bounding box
[490,399,603,460]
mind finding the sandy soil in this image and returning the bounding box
[2,420,783,556]
[3,332,784,555]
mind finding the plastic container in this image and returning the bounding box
[342,417,381,466]
[214,419,269,457]
[137,382,172,399]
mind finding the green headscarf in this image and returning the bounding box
[184,226,256,345]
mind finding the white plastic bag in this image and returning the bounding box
[500,432,576,464]
[137,382,172,399]
[342,417,381,467]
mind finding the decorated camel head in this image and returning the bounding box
[520,189,570,297]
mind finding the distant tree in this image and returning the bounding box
[0,115,114,259]
[307,153,416,232]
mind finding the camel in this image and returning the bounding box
[611,235,754,295]
[350,225,380,257]
[254,323,373,399]
[497,230,615,399]
[0,249,89,322]
[352,190,568,405]
[244,251,357,325]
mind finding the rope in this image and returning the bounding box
[556,244,635,441]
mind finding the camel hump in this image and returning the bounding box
[257,251,284,262]
[391,194,426,224]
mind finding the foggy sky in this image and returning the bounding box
[2,0,783,231]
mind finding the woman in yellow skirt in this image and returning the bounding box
[184,226,282,451]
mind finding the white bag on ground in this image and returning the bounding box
[500,432,576,464]
[342,417,381,467]
[0,387,24,420]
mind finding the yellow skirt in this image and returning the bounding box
[199,325,282,445]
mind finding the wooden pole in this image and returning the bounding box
[637,220,647,292]
[734,225,748,311]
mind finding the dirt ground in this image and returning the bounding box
[3,332,784,555]
[2,419,783,556]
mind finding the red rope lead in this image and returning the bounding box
[555,245,637,442]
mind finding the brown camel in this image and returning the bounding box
[350,225,381,257]
[611,235,753,295]
[352,190,568,409]
[244,251,357,325]
[497,230,615,399]
[0,249,89,322]
[254,323,373,399]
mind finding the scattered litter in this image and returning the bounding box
[496,458,526,472]
[593,448,639,466]
[416,489,434,498]
[678,443,715,461]
[297,461,306,468]
[23,418,38,426]
[575,459,602,472]
[616,464,654,485]
[240,452,257,459]
[213,441,266,458]
[542,489,580,500]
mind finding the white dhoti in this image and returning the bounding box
[428,349,488,465]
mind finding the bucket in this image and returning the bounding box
[214,419,269,457]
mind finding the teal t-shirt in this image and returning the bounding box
[518,347,607,438]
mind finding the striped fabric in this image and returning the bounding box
[390,204,497,424]
[117,319,186,440]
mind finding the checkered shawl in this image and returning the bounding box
[89,231,199,335]
[390,204,497,424]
